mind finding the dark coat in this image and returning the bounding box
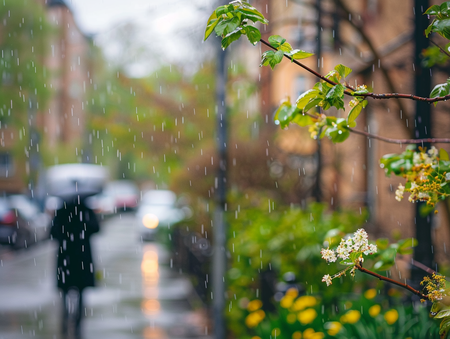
[51,198,100,291]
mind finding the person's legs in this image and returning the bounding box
[74,288,84,338]
[61,289,69,335]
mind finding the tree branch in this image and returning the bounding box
[299,110,450,145]
[430,39,450,58]
[260,38,450,104]
[333,0,412,137]
[355,263,429,300]
[348,127,450,144]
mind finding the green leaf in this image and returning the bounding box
[440,148,450,161]
[380,247,397,262]
[325,84,345,110]
[326,121,350,143]
[236,8,268,24]
[215,16,240,37]
[340,258,354,266]
[347,120,357,128]
[425,4,441,15]
[376,238,390,250]
[425,22,434,38]
[334,64,352,78]
[350,251,362,263]
[215,5,230,17]
[373,260,395,271]
[440,1,450,15]
[431,18,450,40]
[440,317,450,336]
[269,50,284,69]
[397,238,418,254]
[296,89,320,111]
[353,88,369,95]
[245,26,261,45]
[287,49,314,61]
[347,100,367,124]
[279,42,293,53]
[260,50,275,67]
[274,100,295,128]
[204,12,219,41]
[221,29,242,50]
[435,309,450,319]
[430,79,450,98]
[419,203,435,217]
[268,35,285,48]
[291,112,314,127]
[431,302,442,316]
[303,98,322,113]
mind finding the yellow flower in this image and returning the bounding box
[292,296,317,311]
[251,337,261,339]
[298,308,317,325]
[384,309,399,325]
[286,287,299,298]
[303,328,315,339]
[271,328,281,337]
[311,333,325,339]
[280,295,294,309]
[247,299,263,312]
[340,310,360,324]
[364,289,377,299]
[292,331,302,339]
[369,304,381,317]
[287,313,297,324]
[326,321,342,336]
[245,310,265,328]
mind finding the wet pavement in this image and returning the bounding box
[0,214,212,339]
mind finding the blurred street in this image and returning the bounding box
[0,213,211,339]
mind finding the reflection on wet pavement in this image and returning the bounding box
[0,214,212,339]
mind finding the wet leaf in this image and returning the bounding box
[236,7,268,24]
[204,12,219,41]
[347,99,367,124]
[287,49,314,61]
[268,35,286,48]
[221,29,242,49]
[245,26,261,45]
[334,64,352,78]
[376,238,390,250]
[440,148,450,161]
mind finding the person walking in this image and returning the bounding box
[50,193,100,338]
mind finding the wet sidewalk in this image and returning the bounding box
[0,214,212,339]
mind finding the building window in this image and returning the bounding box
[0,153,13,177]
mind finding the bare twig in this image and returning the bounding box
[348,128,450,144]
[333,0,411,137]
[299,110,450,144]
[260,38,450,104]
[355,263,429,300]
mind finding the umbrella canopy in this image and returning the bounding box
[46,163,109,198]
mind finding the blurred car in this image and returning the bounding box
[136,190,189,241]
[0,195,51,249]
[90,180,139,215]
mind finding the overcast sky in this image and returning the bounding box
[65,0,216,77]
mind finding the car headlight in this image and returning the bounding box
[142,214,159,229]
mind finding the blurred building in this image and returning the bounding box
[245,0,450,265]
[0,0,92,194]
[43,0,92,147]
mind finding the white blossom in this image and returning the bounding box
[395,184,404,202]
[322,274,332,286]
[363,243,378,255]
[321,248,337,263]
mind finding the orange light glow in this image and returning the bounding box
[142,214,159,229]
[142,299,161,315]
